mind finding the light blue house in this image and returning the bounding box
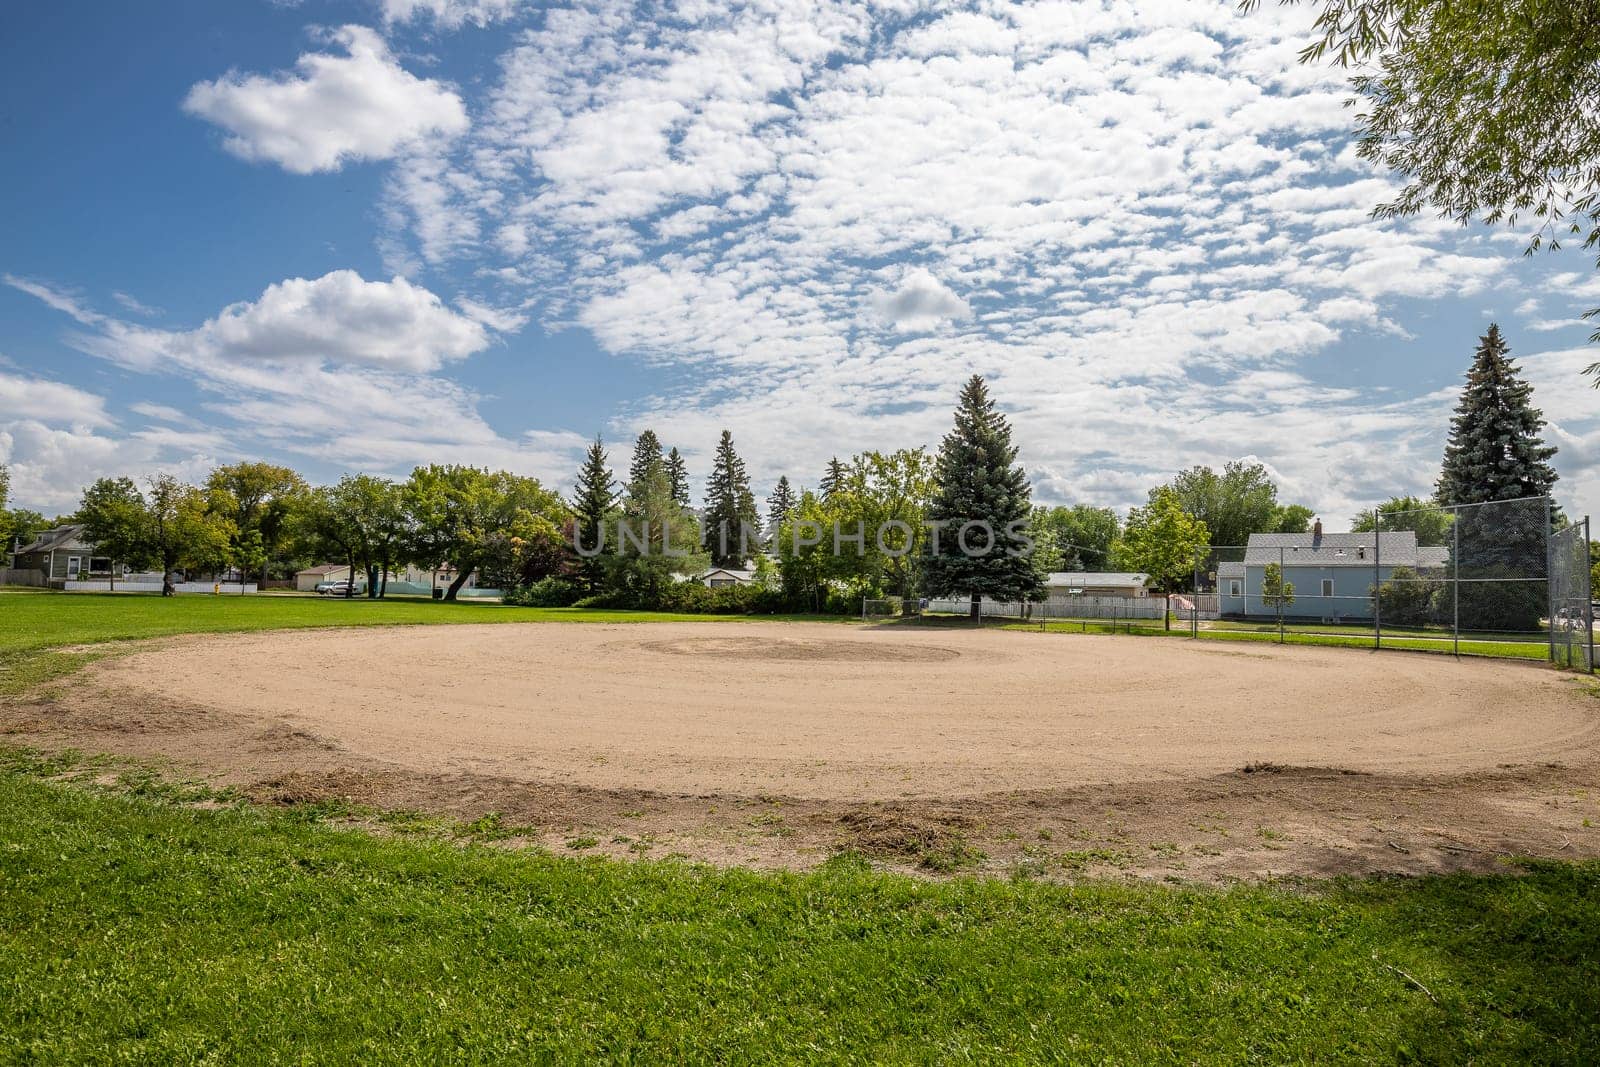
[1217,531,1448,621]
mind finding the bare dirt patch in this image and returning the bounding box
[5,620,1599,881]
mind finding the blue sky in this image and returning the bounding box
[3,0,1598,528]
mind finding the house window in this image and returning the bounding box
[66,556,82,579]
[1321,578,1334,597]
[1228,580,1241,597]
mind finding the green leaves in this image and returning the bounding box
[1255,0,1600,377]
[1118,487,1210,594]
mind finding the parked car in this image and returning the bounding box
[316,580,360,597]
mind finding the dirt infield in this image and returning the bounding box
[8,621,1600,881]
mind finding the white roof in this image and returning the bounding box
[698,568,756,581]
[1045,571,1148,588]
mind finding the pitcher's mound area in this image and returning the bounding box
[86,621,1595,801]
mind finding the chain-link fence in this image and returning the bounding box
[1183,496,1593,669]
[1551,518,1595,671]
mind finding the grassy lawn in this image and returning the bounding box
[1209,617,1546,643]
[0,589,827,660]
[2,595,1598,1058]
[993,616,1553,661]
[1,758,1596,1062]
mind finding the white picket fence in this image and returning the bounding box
[64,580,258,594]
[926,595,1166,620]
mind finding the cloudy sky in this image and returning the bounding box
[4,0,1598,526]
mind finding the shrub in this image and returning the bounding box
[1372,567,1444,627]
[504,577,585,608]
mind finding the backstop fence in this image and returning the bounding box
[1183,495,1593,670]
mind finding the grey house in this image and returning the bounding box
[1217,531,1448,621]
[9,524,112,584]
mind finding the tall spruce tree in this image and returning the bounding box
[571,436,619,592]
[703,430,760,567]
[1436,324,1559,631]
[628,430,665,493]
[665,447,691,508]
[1437,324,1558,505]
[766,475,796,539]
[819,457,847,501]
[923,375,1044,618]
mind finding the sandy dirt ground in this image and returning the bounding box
[6,620,1600,882]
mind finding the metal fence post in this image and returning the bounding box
[1192,552,1199,639]
[1547,497,1556,665]
[1452,509,1460,658]
[1373,518,1381,651]
[1588,517,1596,674]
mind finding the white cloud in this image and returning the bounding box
[0,373,219,515]
[2,275,103,327]
[112,291,163,318]
[0,371,113,429]
[870,269,972,331]
[19,1,1597,523]
[380,0,523,28]
[184,25,468,174]
[13,274,584,498]
[190,270,490,372]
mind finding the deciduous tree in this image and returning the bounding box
[403,465,563,601]
[1116,487,1210,631]
[1158,461,1305,548]
[77,477,152,590]
[205,462,308,585]
[1352,495,1453,545]
[1028,505,1120,572]
[145,474,234,596]
[1261,561,1296,614]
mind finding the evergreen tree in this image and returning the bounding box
[627,430,665,493]
[1437,324,1558,505]
[1436,325,1559,631]
[665,447,691,508]
[819,457,847,501]
[571,436,619,593]
[766,476,796,539]
[922,375,1044,618]
[606,463,706,604]
[702,430,760,567]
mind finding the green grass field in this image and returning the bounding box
[985,615,1553,661]
[3,589,1598,1059]
[1,754,1596,1062]
[0,588,758,658]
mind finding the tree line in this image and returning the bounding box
[0,377,1326,613]
[3,328,1577,615]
